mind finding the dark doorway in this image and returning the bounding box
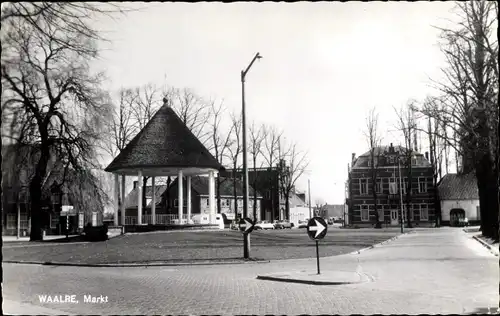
[450,208,466,227]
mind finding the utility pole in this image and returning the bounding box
[308,179,312,219]
[241,52,262,259]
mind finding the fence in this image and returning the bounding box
[124,214,193,225]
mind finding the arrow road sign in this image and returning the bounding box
[239,217,255,234]
[307,217,328,240]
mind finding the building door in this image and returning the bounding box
[390,210,399,226]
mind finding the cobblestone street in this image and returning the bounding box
[3,228,497,315]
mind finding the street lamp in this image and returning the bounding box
[241,52,262,259]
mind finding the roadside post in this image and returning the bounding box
[306,217,328,275]
[61,205,75,240]
[238,217,255,257]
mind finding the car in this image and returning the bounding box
[297,220,308,228]
[331,219,344,228]
[273,220,293,229]
[254,220,275,230]
[458,217,469,227]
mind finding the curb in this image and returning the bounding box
[256,272,370,286]
[472,235,499,257]
[3,259,270,267]
[348,230,415,255]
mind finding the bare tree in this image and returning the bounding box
[421,96,446,227]
[394,101,418,229]
[1,4,121,240]
[168,87,213,149]
[249,121,266,220]
[277,138,309,220]
[209,100,234,214]
[415,1,498,239]
[262,124,284,219]
[364,107,383,228]
[227,112,242,219]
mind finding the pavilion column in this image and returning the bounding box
[138,170,143,225]
[208,170,215,224]
[151,176,156,225]
[178,170,184,224]
[187,176,192,224]
[121,175,126,226]
[114,174,119,226]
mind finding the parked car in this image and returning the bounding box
[458,217,469,227]
[298,220,308,229]
[254,220,275,230]
[331,219,344,228]
[273,220,293,229]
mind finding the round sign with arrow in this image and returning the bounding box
[307,217,328,240]
[239,217,255,234]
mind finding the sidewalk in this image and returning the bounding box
[2,235,79,242]
[473,233,499,256]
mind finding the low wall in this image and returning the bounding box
[124,224,220,233]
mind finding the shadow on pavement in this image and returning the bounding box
[466,307,499,315]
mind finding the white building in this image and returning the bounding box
[438,173,480,226]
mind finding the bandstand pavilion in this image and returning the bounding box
[105,98,224,226]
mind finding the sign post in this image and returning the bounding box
[306,217,328,275]
[238,217,255,258]
[61,205,74,240]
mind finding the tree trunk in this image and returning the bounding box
[285,192,290,221]
[29,141,50,241]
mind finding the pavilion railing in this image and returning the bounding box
[124,214,193,225]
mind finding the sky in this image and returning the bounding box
[92,2,460,205]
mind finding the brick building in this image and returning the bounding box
[220,164,284,222]
[347,143,436,227]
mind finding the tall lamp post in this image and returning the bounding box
[241,52,262,259]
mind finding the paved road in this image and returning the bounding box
[3,228,497,315]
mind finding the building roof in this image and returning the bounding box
[438,173,478,200]
[353,144,431,168]
[124,185,169,209]
[105,102,223,176]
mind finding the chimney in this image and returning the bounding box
[133,181,138,189]
[389,143,394,153]
[351,153,356,163]
[425,152,429,161]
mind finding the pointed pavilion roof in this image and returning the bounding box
[105,100,223,177]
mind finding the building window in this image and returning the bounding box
[79,213,84,229]
[361,205,369,221]
[206,199,209,206]
[410,205,415,221]
[6,214,16,229]
[50,213,58,228]
[476,206,480,220]
[359,179,368,195]
[226,199,230,206]
[389,178,397,194]
[420,204,428,221]
[411,157,417,166]
[418,177,427,193]
[376,179,383,194]
[377,209,384,221]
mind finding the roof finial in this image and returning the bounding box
[163,97,169,107]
